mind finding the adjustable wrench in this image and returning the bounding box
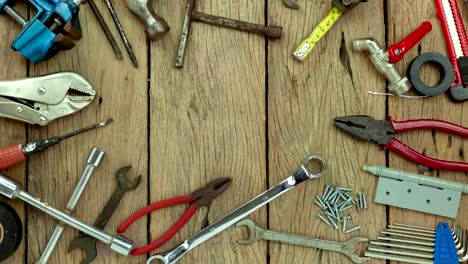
[236,219,370,264]
[147,154,328,264]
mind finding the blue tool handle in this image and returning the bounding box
[434,222,459,264]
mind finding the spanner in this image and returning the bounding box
[68,166,142,264]
[146,154,327,264]
[236,219,370,264]
[37,147,105,264]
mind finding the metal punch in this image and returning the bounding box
[0,72,95,125]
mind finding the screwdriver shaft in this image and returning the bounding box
[87,0,123,59]
[104,0,138,67]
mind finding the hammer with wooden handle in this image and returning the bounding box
[124,0,170,41]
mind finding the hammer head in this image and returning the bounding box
[124,0,170,41]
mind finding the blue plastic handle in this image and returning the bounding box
[434,222,459,264]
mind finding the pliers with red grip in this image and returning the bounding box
[117,177,232,256]
[335,115,468,171]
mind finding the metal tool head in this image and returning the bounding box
[190,177,232,208]
[235,219,263,245]
[343,237,371,264]
[124,0,170,41]
[116,166,142,191]
[335,115,395,145]
[34,72,95,124]
[68,235,98,264]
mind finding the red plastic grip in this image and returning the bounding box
[387,116,468,137]
[384,138,468,171]
[130,204,197,255]
[388,21,432,64]
[435,0,468,87]
[0,145,26,170]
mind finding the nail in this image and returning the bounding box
[318,213,331,226]
[345,226,361,234]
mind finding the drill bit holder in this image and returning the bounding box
[0,0,83,63]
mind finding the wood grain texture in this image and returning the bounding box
[268,0,386,263]
[0,8,27,264]
[149,0,267,263]
[1,1,468,264]
[387,0,468,237]
[24,1,148,263]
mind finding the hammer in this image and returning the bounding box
[176,0,282,68]
[124,0,170,41]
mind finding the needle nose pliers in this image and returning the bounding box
[335,115,468,171]
[117,177,232,256]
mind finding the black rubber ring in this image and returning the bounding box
[0,201,22,262]
[408,52,454,96]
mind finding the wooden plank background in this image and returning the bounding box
[0,0,466,263]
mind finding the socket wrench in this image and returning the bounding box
[0,175,133,256]
[36,147,105,264]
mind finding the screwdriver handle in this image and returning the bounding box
[0,145,26,170]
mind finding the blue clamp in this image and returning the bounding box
[434,222,459,264]
[0,0,82,63]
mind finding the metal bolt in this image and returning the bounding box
[326,211,337,221]
[37,87,46,95]
[358,193,364,209]
[340,204,354,212]
[318,213,331,226]
[338,187,352,192]
[343,216,349,232]
[325,190,337,202]
[337,191,348,201]
[361,193,368,209]
[16,106,22,113]
[344,226,361,234]
[334,206,341,222]
[326,214,339,230]
[339,198,353,210]
[322,185,331,200]
[315,195,327,208]
[314,199,326,210]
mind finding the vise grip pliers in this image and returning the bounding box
[0,72,95,125]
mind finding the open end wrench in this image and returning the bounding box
[236,219,370,264]
[68,166,141,264]
[146,154,328,264]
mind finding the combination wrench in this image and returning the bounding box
[236,219,370,264]
[146,154,327,264]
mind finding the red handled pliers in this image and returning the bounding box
[117,177,232,256]
[335,115,468,171]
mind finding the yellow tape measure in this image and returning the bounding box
[293,6,343,62]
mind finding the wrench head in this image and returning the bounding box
[343,237,371,264]
[68,236,98,264]
[235,219,261,245]
[116,166,142,190]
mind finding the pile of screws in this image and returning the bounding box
[314,185,368,233]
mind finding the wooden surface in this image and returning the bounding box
[0,0,466,264]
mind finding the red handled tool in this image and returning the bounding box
[335,115,468,171]
[435,0,468,101]
[0,118,113,170]
[388,21,432,64]
[117,177,232,256]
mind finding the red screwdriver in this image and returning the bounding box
[0,118,113,170]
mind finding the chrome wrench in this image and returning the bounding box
[236,219,370,264]
[147,154,327,264]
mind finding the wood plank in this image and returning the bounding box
[25,1,148,263]
[0,9,27,264]
[268,1,386,263]
[387,0,468,234]
[149,0,267,263]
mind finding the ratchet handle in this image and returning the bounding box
[388,116,468,137]
[0,145,26,170]
[388,21,432,64]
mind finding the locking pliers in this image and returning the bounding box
[0,72,95,125]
